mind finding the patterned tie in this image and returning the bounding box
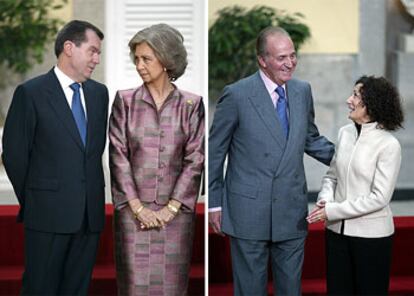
[70,83,87,145]
[275,86,289,138]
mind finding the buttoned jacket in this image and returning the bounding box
[2,69,108,233]
[109,85,204,212]
[209,72,334,241]
[318,122,401,238]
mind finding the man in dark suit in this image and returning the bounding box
[2,20,108,295]
[209,27,335,295]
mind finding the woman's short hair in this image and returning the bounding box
[356,75,404,131]
[128,23,187,81]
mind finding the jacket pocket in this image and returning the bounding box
[28,178,59,191]
[228,180,257,199]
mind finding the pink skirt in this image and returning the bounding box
[113,203,196,296]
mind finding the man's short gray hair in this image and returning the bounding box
[256,26,291,58]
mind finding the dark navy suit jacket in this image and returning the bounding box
[2,68,108,233]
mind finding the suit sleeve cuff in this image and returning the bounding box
[208,207,222,212]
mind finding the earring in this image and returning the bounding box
[163,67,167,72]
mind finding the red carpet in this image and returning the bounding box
[209,217,414,296]
[0,203,204,296]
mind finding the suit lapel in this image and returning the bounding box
[45,70,85,150]
[247,72,286,149]
[139,85,156,107]
[276,80,304,175]
[83,81,96,153]
[285,80,301,149]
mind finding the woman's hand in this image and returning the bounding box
[154,207,176,228]
[136,207,162,229]
[316,199,326,208]
[128,199,161,229]
[154,200,181,228]
[307,201,328,224]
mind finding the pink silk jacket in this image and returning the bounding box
[109,85,204,211]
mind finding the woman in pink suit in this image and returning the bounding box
[109,24,204,295]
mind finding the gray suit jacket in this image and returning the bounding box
[209,71,334,241]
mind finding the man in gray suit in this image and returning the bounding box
[209,27,335,295]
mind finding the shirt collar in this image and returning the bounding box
[259,69,286,96]
[54,66,81,90]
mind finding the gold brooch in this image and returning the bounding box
[186,100,194,105]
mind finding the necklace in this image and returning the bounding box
[153,84,174,110]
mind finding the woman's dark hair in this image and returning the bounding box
[355,75,404,131]
[54,20,104,58]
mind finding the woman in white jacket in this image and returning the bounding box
[307,76,404,295]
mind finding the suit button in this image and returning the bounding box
[160,146,165,152]
[158,176,163,182]
[264,153,269,157]
[160,130,165,138]
[159,162,165,168]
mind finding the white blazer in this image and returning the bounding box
[318,122,401,238]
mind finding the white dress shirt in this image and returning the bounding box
[54,66,87,118]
